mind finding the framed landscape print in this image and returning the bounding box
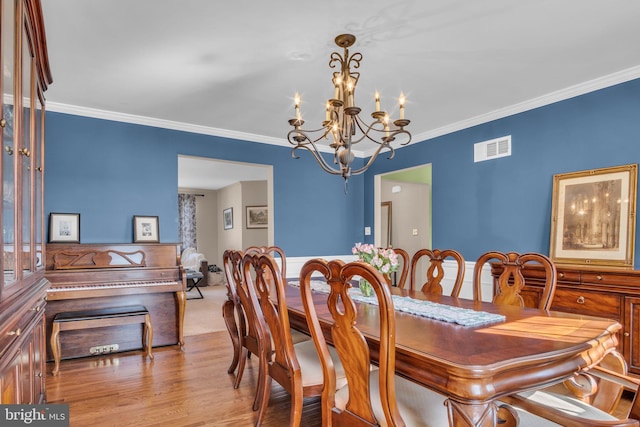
[246,206,268,229]
[133,215,159,243]
[223,208,233,230]
[550,164,637,268]
[49,213,80,243]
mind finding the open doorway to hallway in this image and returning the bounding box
[178,155,273,267]
[374,164,431,288]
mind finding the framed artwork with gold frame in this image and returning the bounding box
[550,164,637,268]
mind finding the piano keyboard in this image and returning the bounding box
[48,280,181,292]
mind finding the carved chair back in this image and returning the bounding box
[300,258,405,426]
[473,251,557,310]
[409,248,465,296]
[222,249,244,374]
[243,251,326,425]
[245,245,287,279]
[224,249,269,414]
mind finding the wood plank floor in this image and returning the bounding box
[45,331,322,427]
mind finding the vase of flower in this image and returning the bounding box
[359,278,373,297]
[352,243,399,295]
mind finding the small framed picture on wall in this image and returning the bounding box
[246,206,268,229]
[49,213,80,243]
[133,215,160,243]
[223,208,233,230]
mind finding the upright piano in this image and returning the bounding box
[45,243,186,361]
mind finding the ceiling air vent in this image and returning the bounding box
[474,135,511,163]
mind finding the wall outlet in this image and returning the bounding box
[364,227,371,236]
[412,228,419,236]
[90,344,119,355]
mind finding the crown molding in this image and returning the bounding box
[47,66,640,159]
[367,66,640,157]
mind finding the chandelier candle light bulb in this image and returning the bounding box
[287,33,412,189]
[294,93,301,120]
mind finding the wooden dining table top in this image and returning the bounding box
[284,282,621,407]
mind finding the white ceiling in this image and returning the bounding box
[40,1,640,189]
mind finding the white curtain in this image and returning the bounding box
[178,194,197,251]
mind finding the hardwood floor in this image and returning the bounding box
[45,331,322,426]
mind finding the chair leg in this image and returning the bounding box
[234,347,248,389]
[223,300,241,374]
[289,386,304,427]
[254,376,272,426]
[252,348,269,411]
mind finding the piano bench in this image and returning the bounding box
[50,305,154,376]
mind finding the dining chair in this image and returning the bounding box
[473,251,557,310]
[222,249,243,375]
[409,248,465,296]
[244,245,310,346]
[242,252,347,426]
[497,350,640,426]
[224,249,270,413]
[299,258,450,426]
[245,245,287,279]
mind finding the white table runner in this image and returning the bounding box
[289,280,506,327]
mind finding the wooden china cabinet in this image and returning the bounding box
[0,0,52,404]
[491,263,640,377]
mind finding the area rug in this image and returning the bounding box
[184,285,228,336]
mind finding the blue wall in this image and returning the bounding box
[364,78,640,264]
[45,78,640,262]
[44,114,365,256]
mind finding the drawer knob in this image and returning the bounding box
[576,296,585,304]
[559,273,564,278]
[7,328,21,336]
[596,275,603,280]
[625,332,630,337]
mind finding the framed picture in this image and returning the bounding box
[133,215,159,243]
[223,208,233,230]
[550,164,637,268]
[246,205,268,229]
[49,213,80,243]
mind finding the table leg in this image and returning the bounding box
[446,399,507,427]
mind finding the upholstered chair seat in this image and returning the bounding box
[334,368,449,426]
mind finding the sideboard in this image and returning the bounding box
[491,263,640,375]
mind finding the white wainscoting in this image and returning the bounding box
[286,256,494,302]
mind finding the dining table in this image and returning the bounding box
[284,281,622,427]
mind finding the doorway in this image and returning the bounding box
[178,155,273,266]
[374,164,431,288]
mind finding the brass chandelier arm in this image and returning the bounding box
[288,144,345,177]
[350,115,412,147]
[351,144,396,176]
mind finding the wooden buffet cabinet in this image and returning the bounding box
[0,0,52,404]
[492,263,640,376]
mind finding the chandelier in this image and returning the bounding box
[287,34,411,189]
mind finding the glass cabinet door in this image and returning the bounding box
[20,10,33,277]
[34,90,42,270]
[1,0,16,291]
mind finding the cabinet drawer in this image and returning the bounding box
[555,270,581,283]
[581,271,639,287]
[551,288,621,319]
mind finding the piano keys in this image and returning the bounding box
[45,243,187,361]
